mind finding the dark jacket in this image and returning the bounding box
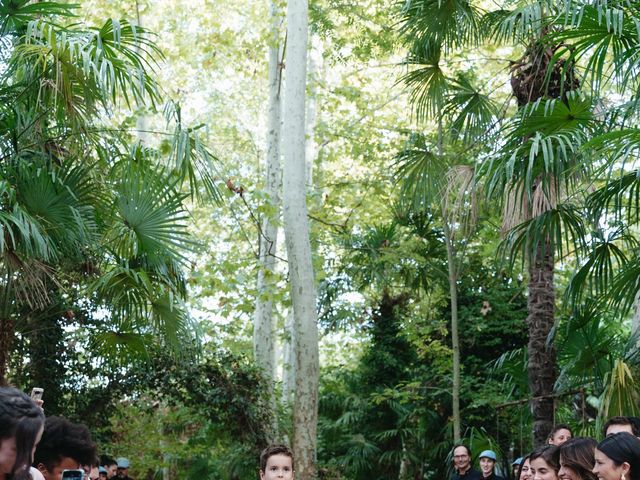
[451,468,482,480]
[479,473,505,480]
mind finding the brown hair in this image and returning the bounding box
[559,437,597,480]
[260,444,294,472]
[603,416,639,438]
[530,444,560,472]
[548,424,573,442]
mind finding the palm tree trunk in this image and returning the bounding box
[0,317,13,386]
[527,239,557,447]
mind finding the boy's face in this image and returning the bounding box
[260,454,294,480]
[39,456,82,480]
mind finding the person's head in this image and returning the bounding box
[549,425,573,446]
[594,432,640,480]
[452,444,472,473]
[99,457,116,479]
[0,387,45,480]
[34,416,97,480]
[87,466,98,480]
[603,417,639,438]
[260,445,294,480]
[478,450,497,477]
[558,437,597,480]
[115,459,129,478]
[98,467,108,480]
[530,445,560,480]
[518,456,532,480]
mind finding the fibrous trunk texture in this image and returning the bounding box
[527,240,557,447]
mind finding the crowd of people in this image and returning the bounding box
[0,387,134,480]
[4,382,640,480]
[451,416,640,480]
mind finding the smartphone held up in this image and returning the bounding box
[62,470,85,480]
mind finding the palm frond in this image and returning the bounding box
[163,101,222,203]
[398,41,449,122]
[565,225,633,303]
[0,0,77,36]
[105,162,193,267]
[588,167,640,223]
[500,204,587,267]
[394,132,449,209]
[397,0,482,52]
[550,3,640,94]
[480,1,550,45]
[483,93,595,200]
[600,359,640,418]
[444,74,500,144]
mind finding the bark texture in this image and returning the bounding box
[283,0,319,476]
[253,0,283,432]
[527,240,557,447]
[0,317,13,386]
[510,40,575,446]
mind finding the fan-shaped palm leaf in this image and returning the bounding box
[0,0,76,36]
[398,41,449,122]
[444,74,500,144]
[550,3,640,94]
[395,132,449,208]
[500,204,587,266]
[565,225,634,303]
[397,0,482,52]
[483,93,594,199]
[105,163,192,267]
[481,1,550,45]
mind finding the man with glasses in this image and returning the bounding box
[451,445,482,479]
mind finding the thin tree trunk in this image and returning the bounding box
[443,217,461,443]
[437,119,461,443]
[253,0,283,441]
[527,239,557,447]
[283,0,318,475]
[305,35,321,187]
[281,309,295,406]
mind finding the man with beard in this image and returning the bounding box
[114,458,134,480]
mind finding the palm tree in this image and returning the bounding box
[0,1,219,383]
[397,0,640,445]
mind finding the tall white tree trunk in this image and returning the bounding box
[305,36,322,187]
[253,0,284,440]
[281,309,296,406]
[283,0,319,476]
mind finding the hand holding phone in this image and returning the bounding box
[62,470,85,480]
[30,388,43,401]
